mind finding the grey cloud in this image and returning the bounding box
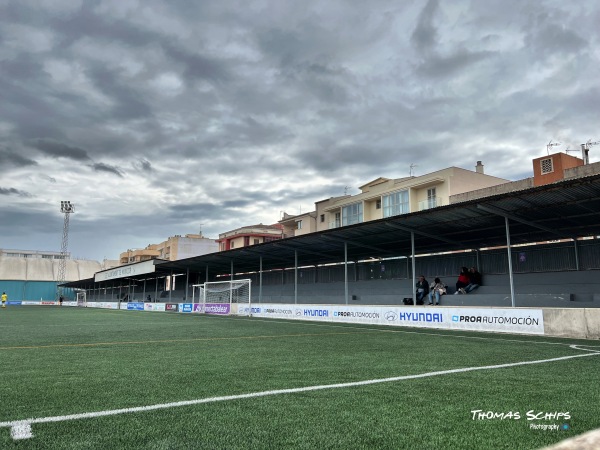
[411,0,440,53]
[133,159,153,173]
[0,148,38,167]
[29,138,91,161]
[415,49,493,78]
[0,187,33,197]
[90,163,124,177]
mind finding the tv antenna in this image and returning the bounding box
[409,164,418,176]
[581,139,599,165]
[546,140,560,155]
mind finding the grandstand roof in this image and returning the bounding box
[63,173,600,287]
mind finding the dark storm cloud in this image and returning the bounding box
[415,49,494,78]
[0,148,38,167]
[29,139,91,161]
[0,187,33,197]
[90,162,124,177]
[133,159,153,173]
[0,0,598,261]
[86,65,153,121]
[411,0,439,53]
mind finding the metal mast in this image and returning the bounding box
[57,201,75,296]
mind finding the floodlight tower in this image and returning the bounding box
[57,201,75,296]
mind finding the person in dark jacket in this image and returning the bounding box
[465,267,482,293]
[454,267,470,294]
[415,275,429,304]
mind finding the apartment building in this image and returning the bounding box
[119,234,218,264]
[217,224,284,251]
[279,162,509,236]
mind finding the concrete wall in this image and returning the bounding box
[0,257,103,282]
[543,308,600,339]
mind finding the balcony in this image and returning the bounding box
[418,197,443,211]
[329,220,341,229]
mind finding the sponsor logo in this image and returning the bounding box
[333,310,380,319]
[180,303,193,313]
[205,303,231,314]
[264,308,293,315]
[250,307,261,314]
[193,304,202,312]
[165,303,178,311]
[295,309,302,316]
[384,311,397,321]
[452,315,539,326]
[127,302,144,311]
[398,312,443,323]
[303,309,328,317]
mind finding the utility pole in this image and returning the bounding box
[57,201,75,298]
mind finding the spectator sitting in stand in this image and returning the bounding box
[415,275,429,305]
[465,267,482,293]
[454,267,470,294]
[428,278,446,305]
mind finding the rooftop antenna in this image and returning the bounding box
[344,186,349,195]
[198,223,204,236]
[409,164,418,176]
[546,140,560,155]
[581,139,599,165]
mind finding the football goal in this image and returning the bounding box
[76,291,87,307]
[192,279,252,316]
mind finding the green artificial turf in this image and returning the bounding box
[0,306,598,449]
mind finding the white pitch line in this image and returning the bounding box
[1,349,599,440]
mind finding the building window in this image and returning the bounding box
[427,187,437,208]
[382,190,409,218]
[244,236,250,247]
[342,202,363,226]
[540,158,554,174]
[254,239,260,245]
[376,200,381,209]
[231,241,235,249]
[297,220,303,230]
[320,214,325,223]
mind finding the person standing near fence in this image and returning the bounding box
[1,291,7,308]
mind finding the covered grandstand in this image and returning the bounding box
[62,173,600,309]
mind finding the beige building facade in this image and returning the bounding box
[311,163,508,232]
[119,234,218,265]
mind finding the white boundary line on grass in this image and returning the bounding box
[2,345,599,441]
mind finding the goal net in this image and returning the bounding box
[76,291,87,307]
[194,279,252,316]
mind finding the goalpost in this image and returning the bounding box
[192,279,252,316]
[76,291,87,307]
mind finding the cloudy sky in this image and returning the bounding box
[1,0,599,262]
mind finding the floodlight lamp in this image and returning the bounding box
[60,201,74,213]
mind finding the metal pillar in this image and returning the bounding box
[344,242,348,305]
[259,256,263,304]
[411,232,416,305]
[505,217,516,307]
[294,250,298,305]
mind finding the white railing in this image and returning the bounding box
[418,198,443,211]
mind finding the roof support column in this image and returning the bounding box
[294,250,298,305]
[573,240,580,271]
[259,256,263,304]
[344,241,348,305]
[230,261,234,304]
[155,277,158,303]
[185,268,189,302]
[142,279,146,302]
[169,270,173,303]
[411,232,416,306]
[206,265,209,283]
[505,217,516,308]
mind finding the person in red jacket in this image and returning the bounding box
[454,267,470,294]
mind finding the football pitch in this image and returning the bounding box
[0,307,599,449]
